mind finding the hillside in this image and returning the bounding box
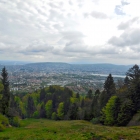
[1,64,140,139]
[0,61,133,75]
[1,119,140,140]
[25,62,132,74]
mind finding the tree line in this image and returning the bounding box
[0,64,140,126]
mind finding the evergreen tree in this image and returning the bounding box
[117,99,135,126]
[69,103,79,120]
[104,74,116,95]
[128,80,140,111]
[91,89,100,118]
[0,82,4,113]
[1,67,10,116]
[40,88,46,102]
[126,65,140,111]
[52,93,56,111]
[124,76,130,86]
[64,99,70,116]
[117,79,124,89]
[99,74,116,110]
[95,89,100,96]
[76,92,80,99]
[81,99,85,108]
[86,89,93,99]
[40,103,46,118]
[126,64,140,80]
[27,96,35,118]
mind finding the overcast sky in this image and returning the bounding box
[0,0,140,64]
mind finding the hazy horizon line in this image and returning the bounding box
[0,60,135,66]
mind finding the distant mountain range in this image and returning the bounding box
[0,61,134,75]
[24,62,133,75]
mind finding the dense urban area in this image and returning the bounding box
[0,62,127,94]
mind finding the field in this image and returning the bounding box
[1,119,140,140]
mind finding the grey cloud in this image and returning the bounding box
[48,1,64,8]
[0,0,60,53]
[64,40,118,56]
[53,29,118,57]
[0,41,19,53]
[1,0,139,63]
[83,13,89,18]
[57,31,85,46]
[118,17,139,30]
[87,45,118,55]
[0,1,50,37]
[117,52,140,60]
[26,45,54,53]
[48,9,65,22]
[0,43,10,52]
[108,36,124,46]
[84,11,108,19]
[90,11,108,19]
[76,0,84,7]
[64,39,87,52]
[75,0,95,8]
[108,28,140,47]
[69,0,73,5]
[62,31,87,53]
[49,3,58,8]
[98,47,117,55]
[53,24,63,30]
[20,39,54,54]
[62,31,85,40]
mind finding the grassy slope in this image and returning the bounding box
[1,119,140,140]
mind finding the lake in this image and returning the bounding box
[92,73,126,78]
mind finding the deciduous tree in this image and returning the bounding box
[45,100,53,119]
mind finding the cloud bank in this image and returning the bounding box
[0,0,140,64]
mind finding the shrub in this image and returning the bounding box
[0,114,9,131]
[33,111,39,119]
[0,114,9,126]
[0,123,5,131]
[90,117,100,124]
[9,116,21,127]
[51,112,57,120]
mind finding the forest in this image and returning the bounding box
[0,64,140,130]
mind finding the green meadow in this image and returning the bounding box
[1,119,140,140]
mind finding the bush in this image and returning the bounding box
[0,114,9,126]
[90,117,100,124]
[51,112,57,120]
[9,116,21,127]
[33,111,39,119]
[0,123,5,131]
[0,114,9,131]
